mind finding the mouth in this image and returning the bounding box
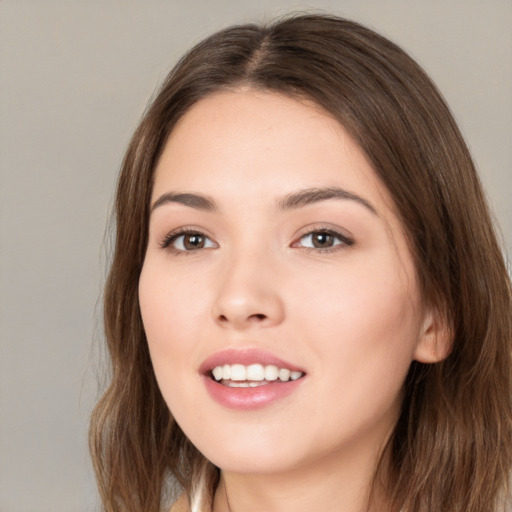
[200,349,307,409]
[210,363,305,388]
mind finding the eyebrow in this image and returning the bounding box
[150,187,377,215]
[277,187,377,215]
[151,192,216,212]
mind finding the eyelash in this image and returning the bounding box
[159,226,354,254]
[292,227,354,253]
[159,227,216,254]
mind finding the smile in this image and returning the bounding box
[211,363,304,387]
[200,349,306,409]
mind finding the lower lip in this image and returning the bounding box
[203,376,304,410]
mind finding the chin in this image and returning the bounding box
[207,449,301,476]
[187,425,304,475]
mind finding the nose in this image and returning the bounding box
[211,252,285,330]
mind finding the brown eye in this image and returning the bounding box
[311,232,335,248]
[182,233,206,250]
[297,230,353,250]
[164,231,217,251]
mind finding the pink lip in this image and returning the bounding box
[199,348,306,411]
[199,348,305,375]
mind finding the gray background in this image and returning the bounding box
[1,1,510,511]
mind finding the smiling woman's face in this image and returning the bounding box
[139,90,437,477]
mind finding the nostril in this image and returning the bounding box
[216,312,267,326]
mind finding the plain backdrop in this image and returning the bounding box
[1,1,511,511]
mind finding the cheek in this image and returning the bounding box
[138,261,208,398]
[139,257,207,341]
[296,249,418,330]
[291,251,422,404]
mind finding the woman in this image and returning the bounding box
[89,14,512,512]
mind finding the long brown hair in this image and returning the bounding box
[90,14,512,512]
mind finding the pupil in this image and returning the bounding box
[184,234,204,250]
[313,232,333,248]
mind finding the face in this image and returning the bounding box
[139,90,434,476]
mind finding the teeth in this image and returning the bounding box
[230,364,246,381]
[226,381,270,388]
[211,363,304,383]
[264,365,279,381]
[278,368,291,381]
[212,366,223,381]
[246,364,265,380]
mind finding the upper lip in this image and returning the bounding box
[199,348,306,376]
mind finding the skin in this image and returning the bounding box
[139,90,445,512]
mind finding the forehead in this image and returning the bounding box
[153,89,395,216]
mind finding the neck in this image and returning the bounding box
[212,441,393,512]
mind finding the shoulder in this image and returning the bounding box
[169,493,190,512]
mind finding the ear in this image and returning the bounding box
[413,307,453,364]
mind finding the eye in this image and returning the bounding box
[294,229,353,251]
[161,229,217,252]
